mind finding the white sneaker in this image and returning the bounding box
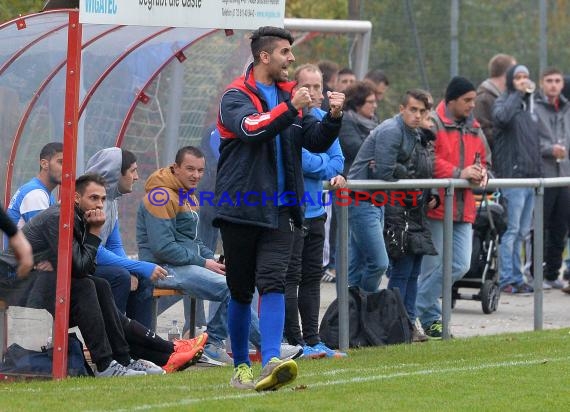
[542,281,552,290]
[95,360,146,377]
[127,358,166,375]
[280,343,303,361]
[544,279,564,289]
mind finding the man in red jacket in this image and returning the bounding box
[416,76,489,339]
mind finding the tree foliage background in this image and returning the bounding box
[3,0,570,118]
[286,0,570,118]
[0,0,43,20]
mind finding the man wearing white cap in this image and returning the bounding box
[493,64,544,294]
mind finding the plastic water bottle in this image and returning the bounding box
[167,320,181,341]
[41,335,53,352]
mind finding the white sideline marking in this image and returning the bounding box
[309,357,568,387]
[83,356,570,411]
[302,351,537,378]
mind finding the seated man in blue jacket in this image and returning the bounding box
[137,146,302,366]
[86,148,165,327]
[284,64,347,359]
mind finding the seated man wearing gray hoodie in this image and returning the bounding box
[86,148,166,327]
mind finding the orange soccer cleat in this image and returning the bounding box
[163,332,209,373]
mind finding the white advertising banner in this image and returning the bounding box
[79,0,286,30]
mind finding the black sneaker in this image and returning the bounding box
[424,320,443,340]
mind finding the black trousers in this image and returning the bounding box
[94,264,155,328]
[27,272,130,366]
[543,187,570,280]
[219,208,294,304]
[120,315,173,367]
[284,214,326,346]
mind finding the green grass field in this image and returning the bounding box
[1,329,570,411]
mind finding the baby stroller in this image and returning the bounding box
[452,190,507,314]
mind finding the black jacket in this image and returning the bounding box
[339,110,378,176]
[215,64,342,229]
[534,92,570,178]
[381,120,438,257]
[0,204,101,278]
[492,66,543,179]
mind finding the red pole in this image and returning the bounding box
[52,9,82,380]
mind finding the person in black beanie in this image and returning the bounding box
[416,76,490,339]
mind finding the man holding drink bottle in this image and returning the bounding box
[492,64,544,294]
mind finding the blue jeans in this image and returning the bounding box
[156,264,230,347]
[387,254,423,321]
[94,265,154,328]
[348,202,389,292]
[416,219,472,328]
[499,188,534,288]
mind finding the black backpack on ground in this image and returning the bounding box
[319,287,413,349]
[0,332,93,377]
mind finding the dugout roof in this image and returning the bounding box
[0,9,370,254]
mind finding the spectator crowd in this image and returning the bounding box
[3,26,570,392]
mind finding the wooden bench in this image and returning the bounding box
[151,288,196,338]
[1,289,197,356]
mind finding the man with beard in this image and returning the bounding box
[3,173,208,376]
[215,26,344,391]
[416,76,490,339]
[2,174,168,376]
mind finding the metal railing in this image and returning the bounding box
[333,177,570,350]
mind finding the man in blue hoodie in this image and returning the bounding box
[86,148,167,327]
[284,64,347,359]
